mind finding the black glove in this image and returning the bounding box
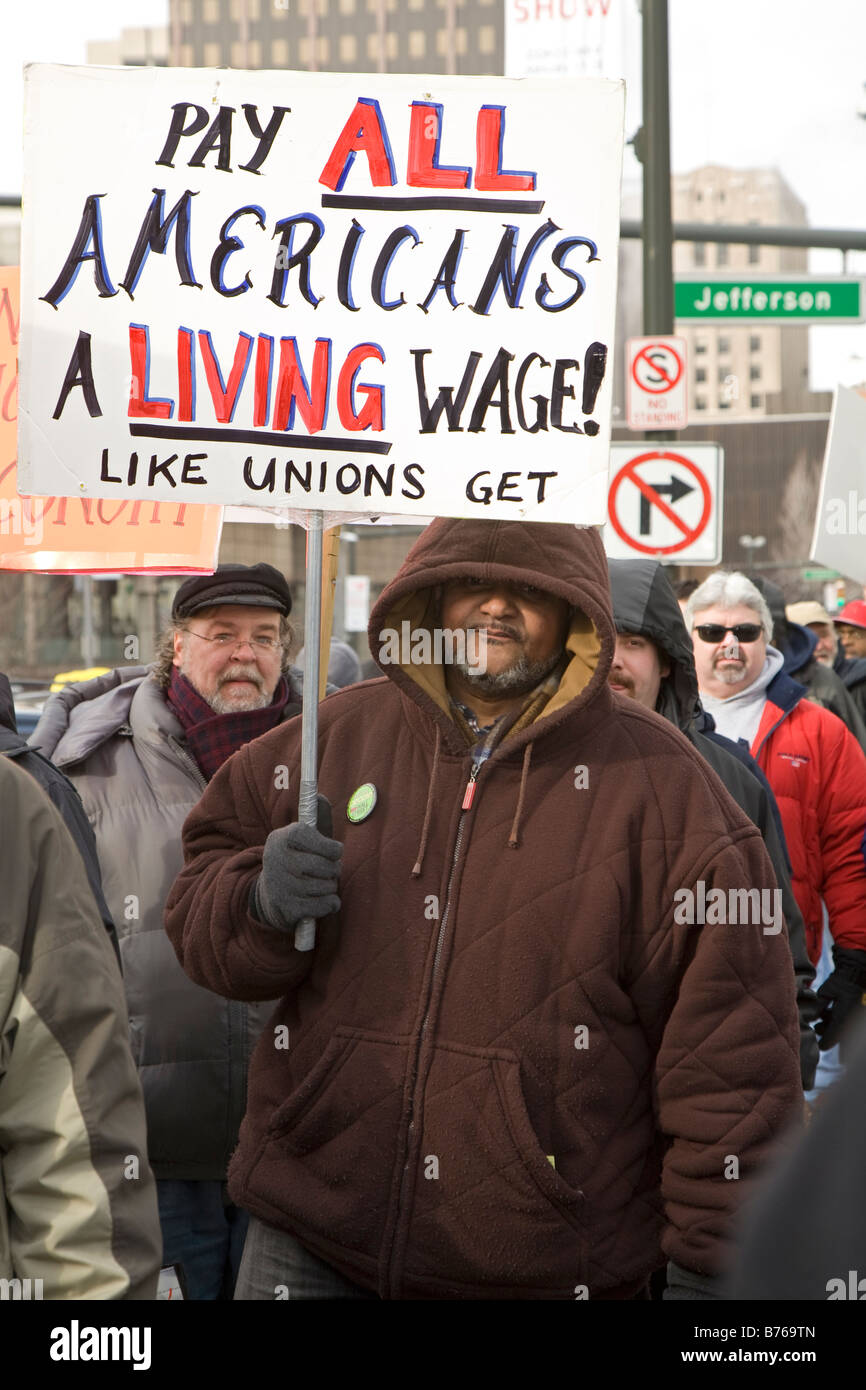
[251,795,342,933]
[799,1022,820,1093]
[815,945,866,1053]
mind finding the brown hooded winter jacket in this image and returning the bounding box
[165,519,803,1300]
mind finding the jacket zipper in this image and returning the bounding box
[169,732,250,1167]
[388,756,482,1292]
[168,735,207,792]
[752,700,795,762]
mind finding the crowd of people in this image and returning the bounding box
[2,521,865,1301]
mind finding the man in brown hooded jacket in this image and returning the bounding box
[165,519,803,1300]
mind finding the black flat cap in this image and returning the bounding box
[172,563,292,620]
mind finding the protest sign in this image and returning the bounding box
[19,66,624,524]
[1,266,222,572]
[810,384,866,586]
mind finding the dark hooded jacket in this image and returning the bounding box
[607,560,820,1089]
[834,646,866,726]
[165,519,802,1300]
[729,1015,866,1300]
[0,673,118,961]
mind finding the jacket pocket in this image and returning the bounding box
[250,1026,409,1254]
[492,1055,587,1217]
[404,1044,588,1296]
[265,1029,358,1142]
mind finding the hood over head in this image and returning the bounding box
[748,575,787,644]
[746,574,817,675]
[368,518,614,747]
[780,621,818,676]
[606,558,701,731]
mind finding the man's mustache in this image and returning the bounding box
[218,663,265,690]
[608,670,635,694]
[466,623,522,642]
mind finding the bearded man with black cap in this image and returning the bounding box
[30,562,303,1300]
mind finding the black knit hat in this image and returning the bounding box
[172,563,292,620]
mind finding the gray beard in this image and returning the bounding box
[208,687,270,714]
[714,661,747,686]
[182,662,271,714]
[453,649,562,698]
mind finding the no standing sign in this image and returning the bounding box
[626,335,688,431]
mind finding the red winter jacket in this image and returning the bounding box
[751,671,866,965]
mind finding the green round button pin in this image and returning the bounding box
[346,783,377,823]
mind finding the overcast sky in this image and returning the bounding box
[3,0,865,385]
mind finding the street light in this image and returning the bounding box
[738,534,766,568]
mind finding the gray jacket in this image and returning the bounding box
[0,755,160,1297]
[31,665,303,1180]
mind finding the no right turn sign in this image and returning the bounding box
[603,442,723,563]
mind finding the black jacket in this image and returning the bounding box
[608,559,820,1089]
[779,622,866,750]
[0,673,119,962]
[729,1014,866,1299]
[834,647,866,725]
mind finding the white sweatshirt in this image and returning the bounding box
[699,646,785,748]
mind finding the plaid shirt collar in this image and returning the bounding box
[167,668,289,781]
[448,662,565,760]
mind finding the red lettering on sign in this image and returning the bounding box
[128,325,173,419]
[337,344,385,431]
[475,107,536,193]
[407,103,471,190]
[319,98,396,191]
[272,338,330,434]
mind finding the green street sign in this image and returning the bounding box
[802,567,840,581]
[674,277,864,324]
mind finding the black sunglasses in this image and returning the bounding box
[694,623,763,644]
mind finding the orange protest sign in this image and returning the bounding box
[0,267,222,573]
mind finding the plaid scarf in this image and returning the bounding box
[167,668,289,781]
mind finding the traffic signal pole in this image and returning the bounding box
[639,0,674,339]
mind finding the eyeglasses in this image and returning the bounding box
[182,629,281,652]
[694,623,763,644]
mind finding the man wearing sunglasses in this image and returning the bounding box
[686,571,866,1061]
[30,562,307,1301]
[607,558,820,1094]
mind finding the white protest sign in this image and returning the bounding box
[810,384,866,585]
[19,66,624,523]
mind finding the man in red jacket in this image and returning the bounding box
[166,521,803,1301]
[687,570,866,1057]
